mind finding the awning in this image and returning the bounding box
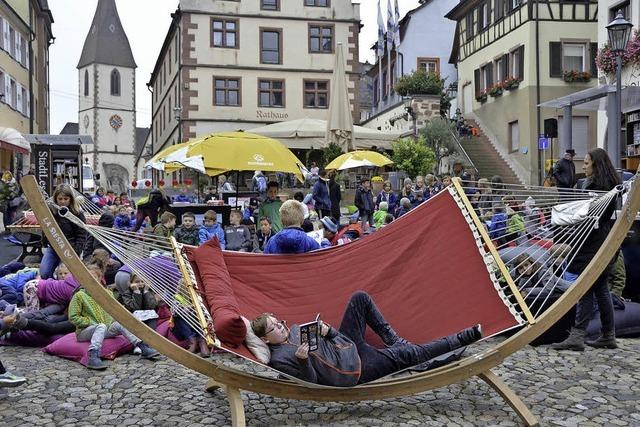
[248,117,401,150]
[0,127,30,154]
[538,85,640,113]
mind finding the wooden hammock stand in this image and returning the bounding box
[21,173,640,427]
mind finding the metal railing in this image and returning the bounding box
[448,127,479,176]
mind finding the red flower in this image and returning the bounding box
[184,179,193,186]
[158,179,165,187]
[144,180,151,187]
[131,181,138,188]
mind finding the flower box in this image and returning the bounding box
[503,76,521,90]
[488,84,504,97]
[475,90,488,103]
[562,70,592,83]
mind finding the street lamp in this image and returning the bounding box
[403,96,418,137]
[606,11,633,169]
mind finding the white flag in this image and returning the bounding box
[394,0,401,47]
[377,0,385,58]
[386,0,394,50]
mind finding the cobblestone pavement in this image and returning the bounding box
[1,337,640,426]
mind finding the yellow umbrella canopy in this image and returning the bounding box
[325,150,393,171]
[168,131,306,179]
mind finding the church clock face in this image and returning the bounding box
[109,114,123,130]
[83,114,89,129]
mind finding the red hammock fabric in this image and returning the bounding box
[203,190,521,350]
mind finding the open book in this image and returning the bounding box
[299,313,321,352]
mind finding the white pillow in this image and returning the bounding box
[241,316,271,364]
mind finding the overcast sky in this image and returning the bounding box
[49,0,421,134]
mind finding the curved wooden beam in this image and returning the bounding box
[21,173,640,403]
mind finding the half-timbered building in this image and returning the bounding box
[447,0,599,183]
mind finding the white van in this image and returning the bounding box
[82,164,97,194]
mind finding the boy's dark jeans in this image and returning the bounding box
[338,291,460,384]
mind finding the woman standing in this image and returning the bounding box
[552,148,621,351]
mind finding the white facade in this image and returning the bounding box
[78,64,136,193]
[149,0,360,159]
[362,0,458,130]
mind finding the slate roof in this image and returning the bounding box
[77,0,136,69]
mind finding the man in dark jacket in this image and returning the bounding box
[552,149,576,189]
[354,178,375,227]
[312,169,332,218]
[328,171,342,222]
[251,291,482,386]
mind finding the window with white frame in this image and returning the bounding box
[562,43,586,72]
[510,48,520,78]
[509,121,519,152]
[418,57,440,75]
[481,2,489,29]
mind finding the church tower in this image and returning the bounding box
[77,0,136,194]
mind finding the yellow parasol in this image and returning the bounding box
[162,131,305,180]
[325,150,393,171]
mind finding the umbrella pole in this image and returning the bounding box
[197,173,200,203]
[235,171,239,209]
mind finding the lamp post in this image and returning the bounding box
[606,11,633,169]
[403,96,418,137]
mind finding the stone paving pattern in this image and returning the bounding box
[1,336,639,426]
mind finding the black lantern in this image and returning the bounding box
[606,12,633,53]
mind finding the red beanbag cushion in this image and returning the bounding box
[43,332,133,366]
[186,237,246,347]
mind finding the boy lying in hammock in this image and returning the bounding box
[251,291,482,386]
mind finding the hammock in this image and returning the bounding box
[21,174,640,427]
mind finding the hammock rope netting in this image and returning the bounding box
[8,186,104,230]
[51,178,628,384]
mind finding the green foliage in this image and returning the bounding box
[421,117,457,171]
[391,136,436,177]
[321,142,344,168]
[394,70,443,97]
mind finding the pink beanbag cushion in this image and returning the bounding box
[185,238,246,347]
[43,332,134,366]
[0,331,62,348]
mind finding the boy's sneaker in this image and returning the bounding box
[0,372,27,388]
[138,342,160,360]
[133,346,142,355]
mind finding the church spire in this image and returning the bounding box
[77,0,136,69]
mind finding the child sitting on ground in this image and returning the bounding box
[153,212,176,238]
[0,266,39,306]
[263,200,320,254]
[198,210,226,248]
[253,216,273,253]
[114,206,133,230]
[224,210,253,252]
[117,273,158,330]
[173,212,201,246]
[68,263,159,370]
[373,201,389,229]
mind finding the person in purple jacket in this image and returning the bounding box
[2,264,84,339]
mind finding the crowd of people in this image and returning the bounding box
[0,146,630,388]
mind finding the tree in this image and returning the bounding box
[321,142,344,168]
[391,136,436,178]
[421,117,457,173]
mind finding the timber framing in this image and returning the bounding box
[447,0,598,62]
[21,171,640,427]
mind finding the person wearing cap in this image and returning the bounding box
[553,149,576,190]
[312,169,332,219]
[319,216,351,247]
